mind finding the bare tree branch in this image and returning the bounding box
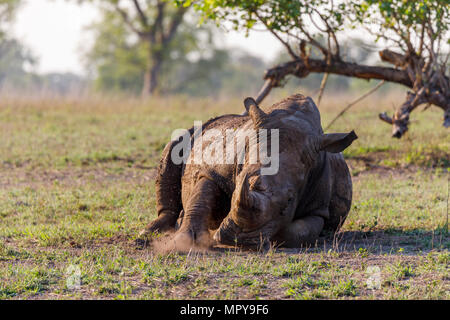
[151,0,166,43]
[312,8,340,59]
[262,57,412,87]
[325,80,385,131]
[132,0,148,28]
[255,79,274,105]
[317,72,329,107]
[163,5,187,44]
[254,11,299,59]
[297,21,329,58]
[114,3,148,38]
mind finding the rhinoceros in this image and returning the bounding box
[139,94,357,249]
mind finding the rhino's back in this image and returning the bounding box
[202,113,250,131]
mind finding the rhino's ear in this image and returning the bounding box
[244,97,266,126]
[318,131,358,153]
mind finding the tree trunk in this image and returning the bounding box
[142,50,163,97]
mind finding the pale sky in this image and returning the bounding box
[11,0,282,75]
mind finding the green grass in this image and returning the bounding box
[0,93,448,299]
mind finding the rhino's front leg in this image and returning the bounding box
[172,176,221,248]
[272,215,324,248]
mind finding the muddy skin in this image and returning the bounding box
[139,94,357,250]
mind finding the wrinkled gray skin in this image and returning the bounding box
[139,94,357,248]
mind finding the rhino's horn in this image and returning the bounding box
[237,172,254,209]
[244,97,266,127]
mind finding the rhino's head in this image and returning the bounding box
[214,96,357,248]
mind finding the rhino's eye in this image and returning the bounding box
[281,197,294,216]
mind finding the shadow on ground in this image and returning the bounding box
[133,229,448,256]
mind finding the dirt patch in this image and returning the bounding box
[346,157,438,180]
[0,166,157,188]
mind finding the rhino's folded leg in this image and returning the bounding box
[172,176,221,249]
[273,216,324,248]
[138,211,179,238]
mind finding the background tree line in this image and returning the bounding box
[0,0,387,97]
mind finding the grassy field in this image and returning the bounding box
[0,91,448,300]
